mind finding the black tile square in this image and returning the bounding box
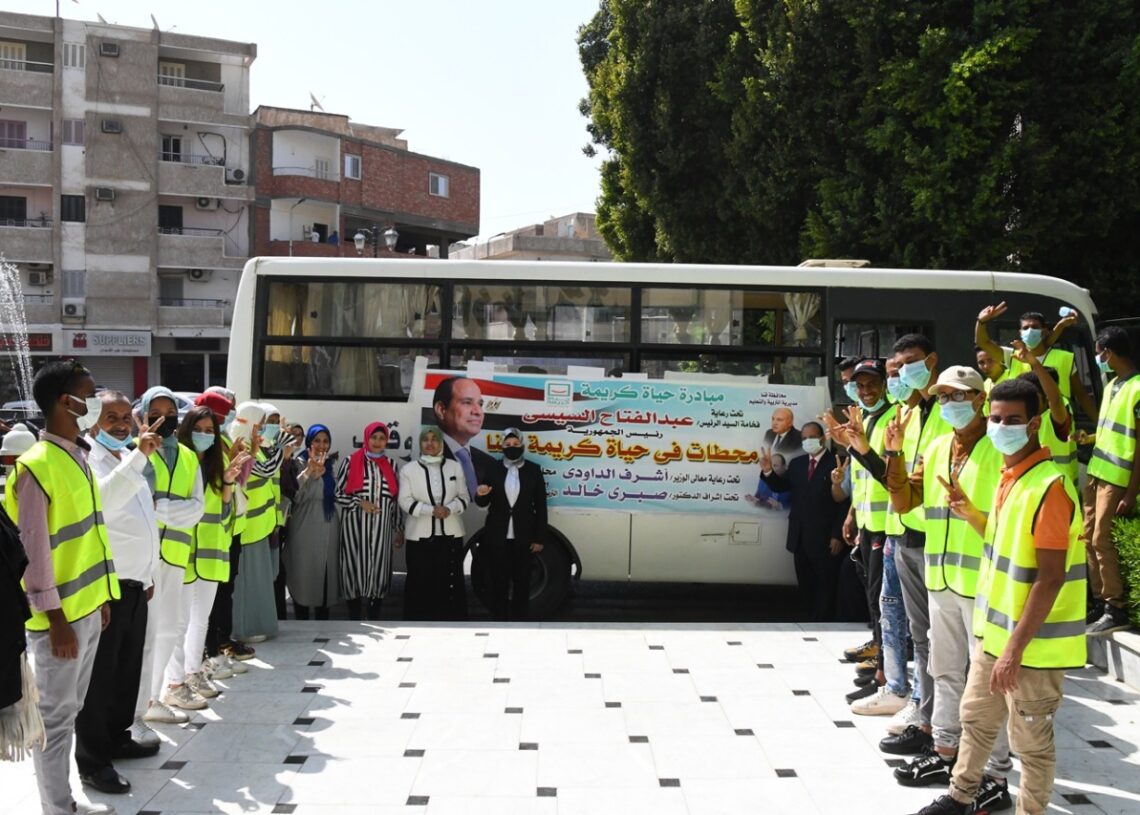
[802,637,818,642]
[395,634,411,640]
[397,657,413,663]
[401,712,421,720]
[284,755,307,765]
[519,742,539,750]
[313,637,329,643]
[792,690,810,697]
[293,716,315,726]
[505,706,524,714]
[834,720,855,728]
[404,749,425,757]
[727,641,742,646]
[757,663,774,669]
[1108,698,1130,705]
[1087,739,1113,748]
[475,632,489,637]
[673,668,689,674]
[568,648,583,654]
[585,672,601,679]
[493,677,511,684]
[700,696,717,703]
[161,760,186,771]
[537,787,557,797]
[605,701,622,708]
[399,682,416,688]
[649,645,664,650]
[884,758,906,768]
[776,768,797,778]
[484,653,499,658]
[1063,793,1093,805]
[629,735,649,743]
[301,685,320,693]
[187,720,208,730]
[307,660,325,667]
[734,728,754,736]
[407,795,430,806]
[272,806,298,815]
[659,778,681,787]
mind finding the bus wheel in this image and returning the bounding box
[469,536,572,620]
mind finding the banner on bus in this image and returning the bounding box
[417,369,829,514]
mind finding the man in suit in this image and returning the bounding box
[757,421,849,621]
[763,407,803,458]
[434,376,497,499]
[474,429,548,621]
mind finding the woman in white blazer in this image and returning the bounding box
[397,426,469,620]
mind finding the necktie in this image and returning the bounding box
[455,446,477,499]
[807,456,817,481]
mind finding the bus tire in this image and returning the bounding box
[469,534,572,620]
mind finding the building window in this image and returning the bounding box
[62,42,85,69]
[61,270,85,297]
[0,195,27,223]
[0,41,26,70]
[158,61,186,87]
[61,195,85,223]
[0,120,26,149]
[345,154,361,180]
[429,172,449,198]
[62,119,85,145]
[161,135,183,162]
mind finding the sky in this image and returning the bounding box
[10,0,606,239]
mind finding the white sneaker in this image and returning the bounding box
[203,655,233,680]
[73,802,116,814]
[886,699,921,735]
[143,700,189,724]
[186,671,220,699]
[851,685,910,716]
[130,716,160,747]
[226,654,248,674]
[161,684,208,711]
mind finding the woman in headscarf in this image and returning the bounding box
[397,426,469,621]
[284,424,340,620]
[335,421,401,620]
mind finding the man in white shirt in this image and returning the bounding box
[74,392,163,795]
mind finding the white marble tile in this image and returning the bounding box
[535,742,657,789]
[292,717,418,758]
[405,681,511,714]
[144,761,297,814]
[284,755,421,805]
[196,690,316,724]
[649,734,773,780]
[555,786,689,815]
[519,706,629,745]
[682,777,822,815]
[410,749,538,797]
[171,723,302,764]
[621,701,736,738]
[407,711,522,751]
[84,768,178,815]
[424,796,558,815]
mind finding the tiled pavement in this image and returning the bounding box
[1,621,1138,814]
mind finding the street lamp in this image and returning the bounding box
[353,225,400,256]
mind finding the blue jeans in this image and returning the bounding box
[880,536,911,696]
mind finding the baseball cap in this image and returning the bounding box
[851,358,885,381]
[934,365,985,392]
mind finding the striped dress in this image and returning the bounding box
[335,456,400,601]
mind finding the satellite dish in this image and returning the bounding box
[309,92,325,112]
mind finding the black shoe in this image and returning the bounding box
[112,738,161,760]
[1088,604,1104,624]
[895,748,954,787]
[222,640,256,660]
[909,794,973,815]
[1087,605,1130,637]
[846,682,879,704]
[880,724,933,755]
[855,662,877,677]
[80,766,131,794]
[973,776,1012,812]
[853,673,876,687]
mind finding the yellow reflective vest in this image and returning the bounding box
[852,404,897,533]
[1087,374,1140,489]
[4,440,120,631]
[1038,413,1078,486]
[1008,347,1075,403]
[242,448,277,543]
[151,443,200,570]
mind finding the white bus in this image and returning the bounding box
[227,258,1100,616]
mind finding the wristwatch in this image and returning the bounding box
[883,450,903,458]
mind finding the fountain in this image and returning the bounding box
[0,255,36,407]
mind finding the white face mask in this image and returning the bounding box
[67,394,103,432]
[801,437,823,456]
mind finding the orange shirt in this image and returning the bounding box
[995,446,1074,551]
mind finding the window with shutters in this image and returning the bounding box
[62,119,85,145]
[61,195,85,223]
[0,120,26,149]
[429,172,449,198]
[61,270,86,298]
[345,154,361,180]
[158,61,186,87]
[62,42,85,69]
[0,41,26,70]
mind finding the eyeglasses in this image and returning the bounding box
[936,391,976,404]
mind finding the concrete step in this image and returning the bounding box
[1088,628,1140,691]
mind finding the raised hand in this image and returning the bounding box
[937,471,985,534]
[137,415,163,456]
[1053,310,1078,335]
[305,450,327,478]
[821,412,850,447]
[224,450,252,484]
[758,446,773,473]
[884,407,913,453]
[977,301,1008,324]
[831,457,848,486]
[843,405,869,453]
[1010,339,1035,367]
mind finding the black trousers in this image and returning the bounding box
[345,597,383,621]
[483,538,533,621]
[75,581,148,775]
[835,554,870,623]
[793,547,842,623]
[404,536,467,621]
[206,535,241,656]
[272,531,288,620]
[857,528,886,661]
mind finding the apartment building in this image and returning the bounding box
[0,11,254,394]
[251,105,479,261]
[449,212,611,262]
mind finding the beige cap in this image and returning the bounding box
[934,365,985,392]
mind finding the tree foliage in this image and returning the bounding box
[578,0,1140,317]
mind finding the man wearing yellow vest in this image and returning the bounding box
[883,367,1012,812]
[5,360,119,815]
[913,377,1086,815]
[1010,341,1078,486]
[1082,326,1140,635]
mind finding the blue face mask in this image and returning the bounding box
[1020,328,1043,348]
[886,376,913,403]
[1097,354,1113,374]
[898,359,931,390]
[941,399,979,430]
[261,423,280,442]
[987,420,1031,455]
[224,410,236,428]
[365,450,385,460]
[192,431,216,452]
[843,381,859,402]
[96,428,131,451]
[862,396,886,414]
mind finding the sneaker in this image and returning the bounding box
[129,717,160,747]
[227,654,248,674]
[909,794,972,815]
[844,639,879,662]
[853,673,876,687]
[186,671,220,699]
[161,684,208,711]
[880,724,933,756]
[846,682,879,704]
[887,699,922,735]
[895,748,955,787]
[1087,605,1130,637]
[142,700,189,724]
[855,660,877,676]
[202,655,233,680]
[851,685,909,716]
[222,640,256,660]
[973,776,1012,812]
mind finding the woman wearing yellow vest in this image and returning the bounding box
[162,407,250,703]
[913,377,1086,815]
[1081,326,1140,635]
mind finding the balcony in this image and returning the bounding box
[157,154,252,200]
[0,144,53,184]
[158,297,227,328]
[0,219,52,261]
[0,61,54,107]
[156,228,245,270]
[157,76,225,119]
[265,239,346,258]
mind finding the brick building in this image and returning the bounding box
[251,106,479,259]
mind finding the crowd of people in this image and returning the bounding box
[0,369,548,815]
[761,305,1137,815]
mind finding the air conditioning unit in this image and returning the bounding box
[187,268,212,282]
[94,187,115,202]
[28,271,50,286]
[98,41,120,57]
[224,167,246,184]
[196,197,218,210]
[100,119,122,134]
[62,297,86,318]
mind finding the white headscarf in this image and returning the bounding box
[228,401,266,442]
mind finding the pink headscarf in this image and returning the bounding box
[345,421,398,498]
